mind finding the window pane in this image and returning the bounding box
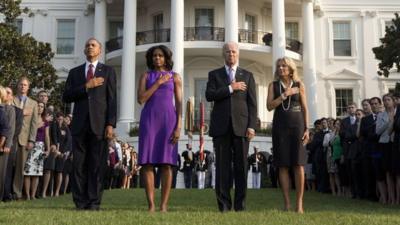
[109,21,123,39]
[333,22,350,39]
[285,22,299,40]
[385,20,394,29]
[195,9,214,40]
[195,9,214,27]
[335,89,353,117]
[57,20,75,54]
[333,40,351,56]
[245,14,256,31]
[14,19,22,34]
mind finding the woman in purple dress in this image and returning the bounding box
[137,45,182,212]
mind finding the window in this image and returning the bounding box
[56,19,75,55]
[153,13,164,42]
[285,22,299,40]
[14,19,23,34]
[335,89,353,117]
[109,21,123,39]
[195,8,214,40]
[333,21,351,56]
[385,20,394,29]
[243,14,256,43]
[194,79,212,127]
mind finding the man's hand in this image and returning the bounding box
[3,147,11,154]
[23,108,33,116]
[26,141,34,151]
[105,125,114,140]
[231,80,247,92]
[86,77,104,89]
[246,128,255,141]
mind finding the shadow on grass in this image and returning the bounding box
[1,188,399,216]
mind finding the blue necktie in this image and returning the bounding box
[228,68,234,83]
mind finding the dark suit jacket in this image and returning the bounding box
[393,106,400,143]
[359,114,379,156]
[339,117,358,159]
[205,67,257,137]
[63,63,117,137]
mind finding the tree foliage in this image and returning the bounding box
[372,13,400,77]
[0,0,65,110]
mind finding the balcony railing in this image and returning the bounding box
[106,28,302,54]
[257,32,303,54]
[184,27,225,41]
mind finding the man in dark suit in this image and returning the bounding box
[339,103,358,197]
[2,87,23,201]
[63,37,116,210]
[206,41,257,212]
[359,97,381,201]
[181,144,195,188]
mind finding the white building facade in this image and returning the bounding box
[14,0,400,143]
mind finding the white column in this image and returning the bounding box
[118,0,137,135]
[272,0,286,64]
[171,0,184,92]
[225,0,238,42]
[171,0,184,135]
[94,0,107,61]
[302,0,318,123]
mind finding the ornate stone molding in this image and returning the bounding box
[30,9,48,17]
[366,11,378,18]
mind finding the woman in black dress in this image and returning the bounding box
[267,57,309,213]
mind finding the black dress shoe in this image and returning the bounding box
[86,205,100,211]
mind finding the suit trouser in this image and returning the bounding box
[71,123,107,209]
[183,170,193,188]
[214,129,249,212]
[13,145,29,198]
[0,153,9,200]
[252,172,261,189]
[3,146,16,200]
[197,171,206,189]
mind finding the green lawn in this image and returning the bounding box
[0,188,399,225]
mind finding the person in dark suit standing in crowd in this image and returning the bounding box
[181,144,195,188]
[2,87,23,202]
[206,41,257,212]
[339,103,358,197]
[63,37,116,210]
[360,97,385,203]
[0,86,15,201]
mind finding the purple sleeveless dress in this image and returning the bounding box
[138,70,178,166]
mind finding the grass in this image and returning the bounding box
[0,188,399,225]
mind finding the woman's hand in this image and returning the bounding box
[284,87,300,97]
[170,128,180,144]
[156,74,171,86]
[301,129,310,146]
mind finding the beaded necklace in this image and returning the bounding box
[279,79,293,111]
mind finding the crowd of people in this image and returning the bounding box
[305,96,400,205]
[0,80,74,201]
[2,39,400,215]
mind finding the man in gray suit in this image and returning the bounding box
[0,86,16,200]
[206,41,257,212]
[12,77,38,200]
